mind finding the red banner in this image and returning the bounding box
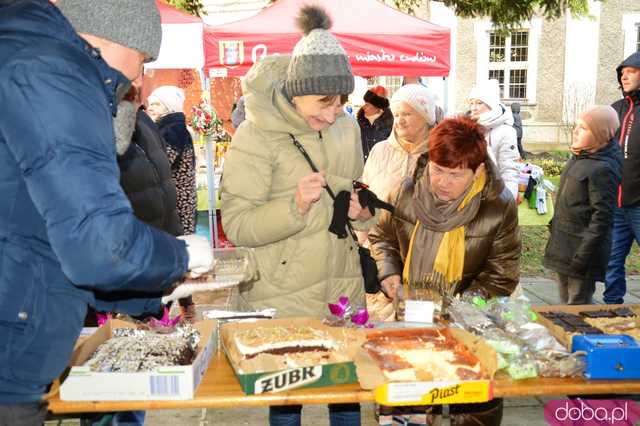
[204,0,450,77]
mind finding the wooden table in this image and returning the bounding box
[47,351,640,414]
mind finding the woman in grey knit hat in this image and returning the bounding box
[221,5,372,426]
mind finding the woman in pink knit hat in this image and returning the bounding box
[543,105,622,304]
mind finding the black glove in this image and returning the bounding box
[357,188,395,216]
[329,190,351,239]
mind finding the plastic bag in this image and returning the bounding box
[449,296,584,379]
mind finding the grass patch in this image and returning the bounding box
[520,226,549,277]
[520,160,640,277]
[520,225,640,278]
[547,175,560,189]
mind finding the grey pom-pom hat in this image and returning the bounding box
[284,5,354,99]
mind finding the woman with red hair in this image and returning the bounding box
[368,116,520,424]
[370,115,520,300]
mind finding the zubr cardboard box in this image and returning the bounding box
[221,318,366,395]
[355,327,497,406]
[59,319,216,401]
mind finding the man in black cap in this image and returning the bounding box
[0,1,211,422]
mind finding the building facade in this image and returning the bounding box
[426,0,640,147]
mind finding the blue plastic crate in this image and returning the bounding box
[572,334,640,380]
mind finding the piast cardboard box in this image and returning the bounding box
[59,319,216,401]
[355,327,497,406]
[534,304,640,351]
[220,318,366,395]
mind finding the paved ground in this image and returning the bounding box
[520,276,640,306]
[45,276,640,426]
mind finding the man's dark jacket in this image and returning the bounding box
[612,51,640,207]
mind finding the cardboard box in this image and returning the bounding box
[354,327,497,406]
[59,319,216,401]
[534,305,640,351]
[220,318,366,395]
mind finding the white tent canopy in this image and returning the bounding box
[146,1,205,69]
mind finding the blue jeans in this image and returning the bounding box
[604,205,640,304]
[269,404,360,426]
[83,411,145,426]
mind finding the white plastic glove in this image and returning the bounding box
[177,234,213,278]
[161,284,196,305]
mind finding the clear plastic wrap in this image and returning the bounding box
[202,295,277,348]
[448,296,584,379]
[181,247,258,296]
[396,272,462,321]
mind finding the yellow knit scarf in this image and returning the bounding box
[403,169,487,287]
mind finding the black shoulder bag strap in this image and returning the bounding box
[288,133,359,244]
[289,133,382,294]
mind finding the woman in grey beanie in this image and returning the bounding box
[221,5,372,426]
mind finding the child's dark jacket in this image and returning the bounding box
[543,140,622,280]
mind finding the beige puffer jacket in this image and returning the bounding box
[361,131,428,204]
[221,56,367,317]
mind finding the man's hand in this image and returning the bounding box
[177,234,213,277]
[348,190,373,222]
[381,275,401,299]
[161,284,197,304]
[294,171,326,216]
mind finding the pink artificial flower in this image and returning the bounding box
[328,296,350,318]
[96,312,112,327]
[149,306,182,328]
[350,308,369,326]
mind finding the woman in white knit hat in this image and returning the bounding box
[147,85,197,234]
[468,79,520,199]
[147,85,185,121]
[361,84,437,227]
[358,85,437,322]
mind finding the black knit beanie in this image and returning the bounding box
[364,89,389,110]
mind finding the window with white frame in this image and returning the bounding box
[622,14,640,58]
[488,30,529,100]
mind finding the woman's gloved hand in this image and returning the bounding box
[177,234,213,278]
